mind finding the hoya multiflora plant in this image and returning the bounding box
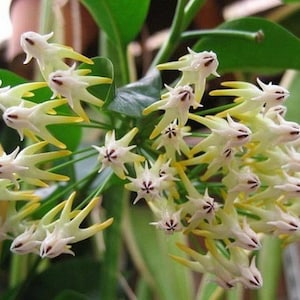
[1,30,300,293]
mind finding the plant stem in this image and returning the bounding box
[149,0,207,69]
[182,0,206,30]
[181,29,264,43]
[101,31,130,86]
[149,0,186,69]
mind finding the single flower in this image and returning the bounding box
[39,192,113,258]
[92,127,144,180]
[222,166,261,204]
[144,85,198,139]
[157,48,219,102]
[0,179,39,202]
[14,141,71,187]
[0,81,47,109]
[49,65,112,121]
[2,99,82,148]
[152,120,192,161]
[250,113,300,153]
[125,159,170,204]
[172,242,237,289]
[0,145,28,187]
[150,209,183,234]
[211,78,289,118]
[189,113,251,156]
[185,189,220,229]
[2,201,40,242]
[193,209,261,251]
[238,203,300,236]
[20,31,93,79]
[10,225,41,255]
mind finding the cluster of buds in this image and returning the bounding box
[93,46,300,290]
[0,31,113,258]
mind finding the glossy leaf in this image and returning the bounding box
[194,17,300,74]
[80,0,150,45]
[108,69,161,117]
[283,71,300,123]
[79,56,115,105]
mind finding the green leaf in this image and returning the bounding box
[284,71,300,123]
[80,0,150,45]
[21,257,101,300]
[257,236,282,300]
[108,69,161,117]
[54,290,89,300]
[79,56,115,105]
[194,17,300,74]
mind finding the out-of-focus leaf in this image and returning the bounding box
[194,17,300,74]
[54,290,89,300]
[22,257,101,300]
[80,0,150,45]
[108,69,161,117]
[282,71,300,123]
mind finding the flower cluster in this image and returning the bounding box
[93,47,300,289]
[2,30,300,291]
[0,32,113,258]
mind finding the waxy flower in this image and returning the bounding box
[185,189,219,228]
[222,166,261,205]
[175,164,219,227]
[212,78,289,118]
[172,242,237,289]
[189,113,251,156]
[49,65,112,121]
[194,209,261,251]
[11,201,66,254]
[93,127,144,180]
[10,225,41,255]
[0,179,39,202]
[0,81,47,109]
[144,85,198,139]
[152,120,191,161]
[2,201,40,241]
[39,192,113,258]
[157,48,219,102]
[150,209,183,234]
[125,156,176,204]
[221,245,263,289]
[2,99,82,148]
[0,146,28,187]
[11,193,113,257]
[239,203,300,236]
[173,239,262,289]
[250,113,300,153]
[1,141,70,187]
[273,172,300,201]
[20,31,93,79]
